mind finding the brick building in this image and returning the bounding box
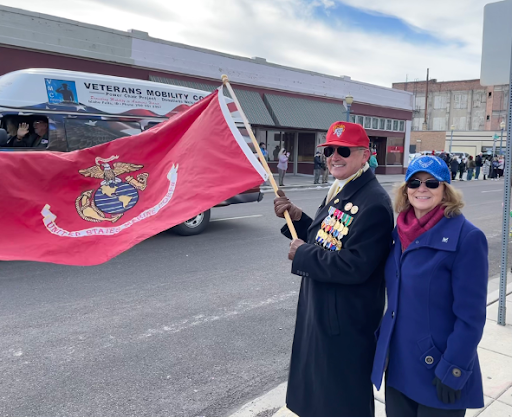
[392,79,509,133]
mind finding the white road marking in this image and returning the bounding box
[482,189,503,193]
[211,215,263,222]
[138,290,298,339]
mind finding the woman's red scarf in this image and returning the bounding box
[397,205,445,251]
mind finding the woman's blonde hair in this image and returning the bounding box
[394,181,464,217]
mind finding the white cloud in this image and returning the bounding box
[0,0,492,87]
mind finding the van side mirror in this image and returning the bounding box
[0,128,7,146]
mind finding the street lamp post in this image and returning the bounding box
[500,121,506,155]
[449,124,455,153]
[345,94,353,122]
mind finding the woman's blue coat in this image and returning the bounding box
[371,213,488,410]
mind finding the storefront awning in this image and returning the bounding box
[149,76,275,126]
[263,94,346,130]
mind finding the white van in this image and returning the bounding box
[0,68,263,235]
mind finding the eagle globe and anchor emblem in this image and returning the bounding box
[76,156,149,223]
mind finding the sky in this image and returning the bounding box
[0,0,497,88]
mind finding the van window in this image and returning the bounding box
[64,119,142,151]
[0,115,53,149]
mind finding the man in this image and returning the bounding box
[321,152,329,183]
[475,152,483,180]
[450,156,459,181]
[313,150,323,184]
[13,118,49,149]
[274,121,394,417]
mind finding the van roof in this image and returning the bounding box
[0,68,218,117]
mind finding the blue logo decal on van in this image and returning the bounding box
[45,79,79,104]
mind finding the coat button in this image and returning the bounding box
[425,356,434,365]
[391,311,395,318]
[415,240,420,244]
[452,368,462,377]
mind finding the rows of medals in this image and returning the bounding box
[315,202,358,251]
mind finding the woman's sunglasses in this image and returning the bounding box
[323,146,364,158]
[407,179,441,189]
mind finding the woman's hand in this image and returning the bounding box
[432,377,461,404]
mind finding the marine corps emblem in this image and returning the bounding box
[332,123,345,137]
[76,155,149,223]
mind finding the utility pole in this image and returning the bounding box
[423,68,429,130]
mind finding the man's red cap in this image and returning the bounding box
[318,121,369,148]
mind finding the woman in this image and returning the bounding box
[466,156,476,181]
[372,155,488,417]
[369,151,378,174]
[483,157,490,180]
[277,148,289,186]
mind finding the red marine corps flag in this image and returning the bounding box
[0,87,268,266]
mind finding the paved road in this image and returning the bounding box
[0,178,508,416]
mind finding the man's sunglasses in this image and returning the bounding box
[407,179,441,189]
[323,146,365,158]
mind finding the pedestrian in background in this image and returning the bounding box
[277,148,289,186]
[491,157,499,180]
[483,157,490,180]
[475,153,483,180]
[313,151,323,184]
[372,155,488,417]
[321,153,329,183]
[467,156,476,181]
[498,156,504,178]
[458,157,466,181]
[274,121,394,417]
[369,151,379,174]
[450,157,459,181]
[259,142,268,161]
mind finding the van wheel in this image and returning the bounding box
[172,209,211,236]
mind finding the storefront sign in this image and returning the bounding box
[387,146,404,153]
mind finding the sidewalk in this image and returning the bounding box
[231,279,512,417]
[260,173,405,193]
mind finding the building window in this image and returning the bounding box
[487,115,490,121]
[379,118,385,130]
[350,114,356,123]
[386,119,392,130]
[399,121,405,131]
[372,118,379,130]
[356,115,364,126]
[393,120,399,131]
[364,117,372,129]
[489,92,492,97]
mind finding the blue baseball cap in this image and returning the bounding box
[405,155,451,184]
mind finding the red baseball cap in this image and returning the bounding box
[318,121,369,148]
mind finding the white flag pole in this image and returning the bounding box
[221,75,298,240]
